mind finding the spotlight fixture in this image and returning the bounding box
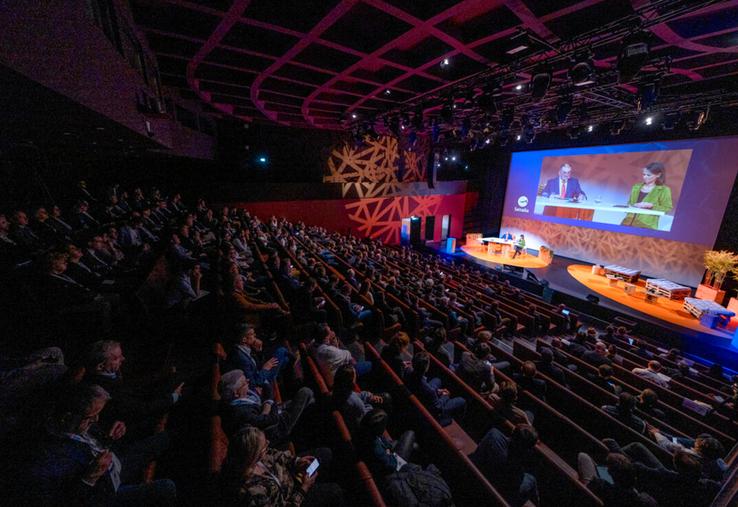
[567,126,583,139]
[617,31,651,83]
[660,111,680,131]
[686,108,709,131]
[556,96,573,124]
[440,57,450,67]
[351,113,357,119]
[609,119,625,135]
[637,79,660,111]
[644,116,653,126]
[515,134,522,141]
[569,51,596,86]
[515,84,523,91]
[451,155,457,161]
[485,138,491,145]
[384,89,392,96]
[587,124,594,133]
[440,97,454,123]
[530,66,552,101]
[500,108,515,130]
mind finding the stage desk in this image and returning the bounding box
[534,197,665,223]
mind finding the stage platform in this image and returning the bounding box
[567,264,734,340]
[460,245,550,269]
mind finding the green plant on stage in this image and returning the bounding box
[703,250,738,289]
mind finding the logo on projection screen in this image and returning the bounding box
[515,195,530,213]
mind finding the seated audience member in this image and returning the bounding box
[48,205,75,236]
[406,352,466,426]
[527,304,547,336]
[218,370,313,446]
[225,323,290,391]
[471,424,540,506]
[708,363,728,383]
[582,341,612,368]
[224,426,343,507]
[535,347,567,387]
[632,360,671,388]
[11,210,44,251]
[224,272,283,327]
[645,429,727,482]
[23,384,176,505]
[512,361,547,400]
[629,337,654,360]
[64,243,103,288]
[356,409,416,477]
[84,236,115,275]
[315,324,371,384]
[457,342,498,393]
[293,277,327,324]
[34,206,67,245]
[637,389,666,420]
[164,263,203,310]
[602,393,646,434]
[586,365,622,396]
[566,331,589,358]
[494,381,533,426]
[577,452,657,507]
[71,200,100,231]
[331,364,388,434]
[423,326,454,368]
[634,449,721,507]
[82,340,182,432]
[0,347,68,436]
[380,331,412,380]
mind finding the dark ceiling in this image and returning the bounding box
[132,0,738,137]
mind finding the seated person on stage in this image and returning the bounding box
[540,163,585,200]
[500,231,513,241]
[512,234,526,259]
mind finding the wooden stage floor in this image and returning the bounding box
[460,245,551,269]
[567,264,734,340]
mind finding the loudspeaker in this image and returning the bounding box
[427,150,438,188]
[425,216,436,240]
[586,294,600,304]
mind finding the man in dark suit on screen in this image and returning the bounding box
[540,163,586,200]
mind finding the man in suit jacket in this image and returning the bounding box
[22,384,176,506]
[224,323,290,389]
[82,340,182,432]
[540,163,586,200]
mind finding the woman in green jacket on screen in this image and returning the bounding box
[621,162,673,230]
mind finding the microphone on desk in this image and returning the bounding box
[573,190,587,201]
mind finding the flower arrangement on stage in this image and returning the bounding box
[703,250,738,289]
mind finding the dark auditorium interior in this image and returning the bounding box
[4,1,738,506]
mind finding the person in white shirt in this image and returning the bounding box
[632,360,671,388]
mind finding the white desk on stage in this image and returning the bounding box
[481,237,515,256]
[534,197,665,224]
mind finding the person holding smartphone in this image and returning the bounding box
[226,426,344,507]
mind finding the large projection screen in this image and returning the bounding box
[499,137,738,286]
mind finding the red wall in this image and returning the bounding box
[229,192,475,244]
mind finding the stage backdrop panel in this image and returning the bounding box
[501,216,706,286]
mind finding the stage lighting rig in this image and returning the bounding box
[637,79,660,111]
[556,96,573,124]
[660,111,680,131]
[609,119,625,135]
[617,31,651,83]
[686,108,709,131]
[530,65,552,101]
[569,50,596,86]
[500,108,515,131]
